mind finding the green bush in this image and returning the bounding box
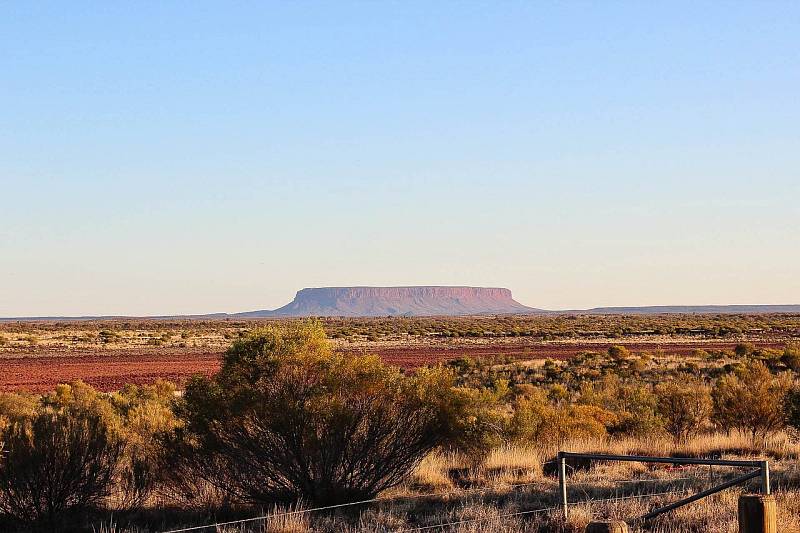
[781,343,800,372]
[579,375,663,437]
[0,380,180,524]
[655,379,712,442]
[734,342,756,358]
[608,345,631,361]
[0,392,37,434]
[508,387,613,446]
[109,380,181,509]
[0,410,123,529]
[712,361,794,441]
[784,387,800,434]
[178,321,487,506]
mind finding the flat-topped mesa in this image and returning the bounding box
[295,286,515,302]
[239,286,540,317]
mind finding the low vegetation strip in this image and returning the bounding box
[3,340,779,393]
[1,314,796,393]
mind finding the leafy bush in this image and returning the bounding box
[0,410,123,529]
[734,342,756,358]
[608,345,631,361]
[712,361,794,441]
[784,387,800,434]
[0,380,180,526]
[436,379,508,463]
[508,387,613,446]
[656,379,712,442]
[782,343,800,372]
[109,381,181,509]
[179,321,485,506]
[0,392,37,433]
[579,375,663,437]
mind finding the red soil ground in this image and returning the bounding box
[0,340,784,393]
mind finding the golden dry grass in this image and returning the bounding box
[155,431,800,532]
[322,432,799,532]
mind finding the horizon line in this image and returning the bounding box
[3,302,800,322]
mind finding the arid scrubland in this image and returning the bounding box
[96,434,800,533]
[1,314,797,392]
[2,313,799,351]
[1,318,799,531]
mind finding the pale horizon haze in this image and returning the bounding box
[2,2,799,316]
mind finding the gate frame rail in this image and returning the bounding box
[557,451,770,522]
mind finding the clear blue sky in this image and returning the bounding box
[2,2,799,316]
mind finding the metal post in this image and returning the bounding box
[558,451,568,520]
[761,460,771,495]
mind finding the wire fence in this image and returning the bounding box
[394,489,692,532]
[160,464,710,533]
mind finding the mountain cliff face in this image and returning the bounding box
[238,286,539,317]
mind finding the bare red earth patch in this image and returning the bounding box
[0,352,222,393]
[0,339,783,393]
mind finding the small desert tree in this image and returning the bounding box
[712,360,794,442]
[655,379,712,442]
[179,321,485,506]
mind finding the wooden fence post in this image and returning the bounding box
[738,494,777,533]
[585,521,629,533]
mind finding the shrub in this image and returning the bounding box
[0,410,123,528]
[655,379,712,442]
[99,330,118,344]
[508,388,613,446]
[35,380,179,511]
[734,342,756,358]
[109,380,181,509]
[782,343,800,372]
[712,361,794,441]
[784,387,800,434]
[579,375,663,437]
[0,392,37,433]
[435,379,507,464]
[179,321,484,506]
[608,345,631,361]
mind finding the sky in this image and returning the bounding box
[1,2,799,316]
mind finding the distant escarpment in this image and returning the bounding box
[237,286,540,318]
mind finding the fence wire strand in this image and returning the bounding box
[160,466,709,532]
[392,489,690,532]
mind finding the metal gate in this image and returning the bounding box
[556,451,770,522]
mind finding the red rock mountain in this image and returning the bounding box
[238,286,540,317]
